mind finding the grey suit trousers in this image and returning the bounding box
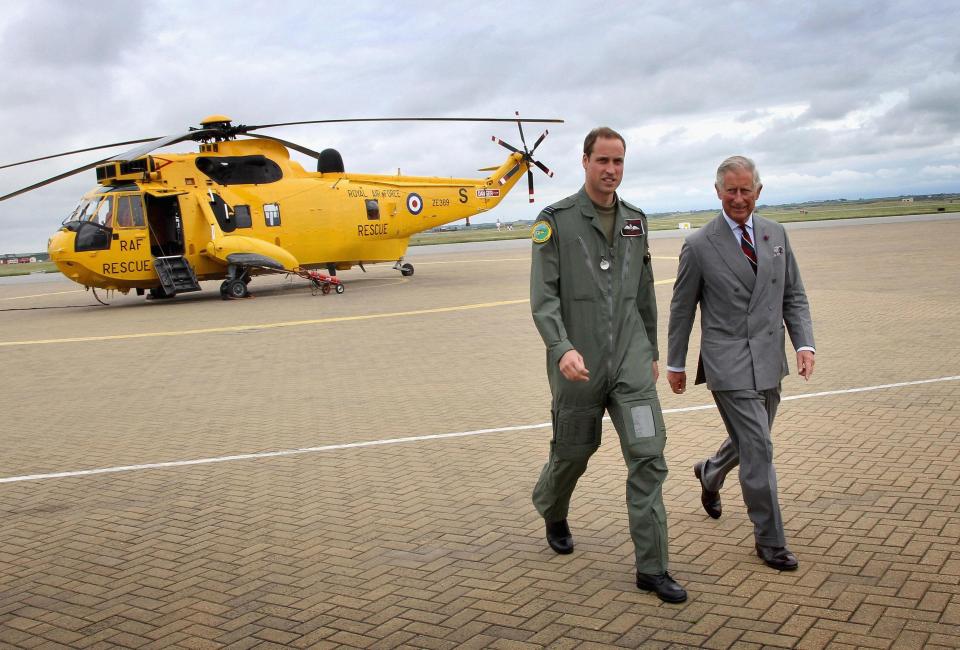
[699,388,786,547]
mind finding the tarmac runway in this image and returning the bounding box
[1,215,958,648]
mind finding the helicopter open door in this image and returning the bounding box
[143,191,200,297]
[144,193,185,257]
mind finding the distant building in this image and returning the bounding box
[901,197,914,203]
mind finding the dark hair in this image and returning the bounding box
[583,127,626,157]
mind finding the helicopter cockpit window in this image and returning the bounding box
[195,155,283,185]
[264,203,281,227]
[87,195,115,228]
[65,199,92,224]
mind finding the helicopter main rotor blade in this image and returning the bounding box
[527,169,535,203]
[108,129,219,163]
[245,134,321,159]
[245,117,564,131]
[0,138,161,171]
[0,158,110,202]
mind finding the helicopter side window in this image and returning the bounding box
[112,195,146,228]
[366,200,380,220]
[74,222,112,252]
[195,155,283,185]
[209,193,236,233]
[264,203,281,227]
[130,196,145,227]
[115,196,133,227]
[234,205,252,228]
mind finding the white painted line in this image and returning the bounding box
[2,375,957,485]
[0,289,84,301]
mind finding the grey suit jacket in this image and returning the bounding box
[667,213,814,392]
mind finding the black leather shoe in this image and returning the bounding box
[756,544,799,571]
[694,461,722,519]
[636,571,687,603]
[545,519,574,554]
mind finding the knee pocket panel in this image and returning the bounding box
[553,407,602,460]
[611,398,666,458]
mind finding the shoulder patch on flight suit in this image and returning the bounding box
[531,221,553,244]
[620,199,646,216]
[540,206,557,216]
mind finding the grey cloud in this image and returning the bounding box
[3,0,960,251]
[0,0,145,67]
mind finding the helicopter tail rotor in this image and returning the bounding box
[492,112,554,203]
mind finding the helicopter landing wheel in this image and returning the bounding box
[222,279,249,299]
[335,283,345,294]
[400,262,414,277]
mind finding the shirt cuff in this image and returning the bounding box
[796,346,815,353]
[666,366,685,373]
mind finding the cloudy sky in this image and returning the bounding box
[1,0,958,252]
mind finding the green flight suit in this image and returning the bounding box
[530,186,669,574]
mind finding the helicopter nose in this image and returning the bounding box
[47,229,72,259]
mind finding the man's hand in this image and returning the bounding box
[558,349,590,382]
[797,350,815,380]
[667,370,686,394]
[652,361,660,382]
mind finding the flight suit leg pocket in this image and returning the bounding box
[612,398,666,458]
[553,406,602,461]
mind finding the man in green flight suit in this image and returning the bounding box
[530,127,686,603]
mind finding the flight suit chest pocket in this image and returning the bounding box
[562,238,599,300]
[619,236,647,288]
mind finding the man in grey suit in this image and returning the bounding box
[666,155,815,571]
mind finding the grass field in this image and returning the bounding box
[410,196,960,245]
[0,261,57,277]
[3,198,957,276]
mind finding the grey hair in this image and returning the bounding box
[715,155,762,189]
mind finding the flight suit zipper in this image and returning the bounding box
[606,242,615,377]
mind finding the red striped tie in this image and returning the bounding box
[739,224,757,273]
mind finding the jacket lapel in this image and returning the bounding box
[707,213,756,291]
[749,218,770,309]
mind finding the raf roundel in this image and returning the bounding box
[531,220,552,244]
[406,193,423,215]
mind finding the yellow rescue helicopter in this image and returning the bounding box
[0,114,561,300]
